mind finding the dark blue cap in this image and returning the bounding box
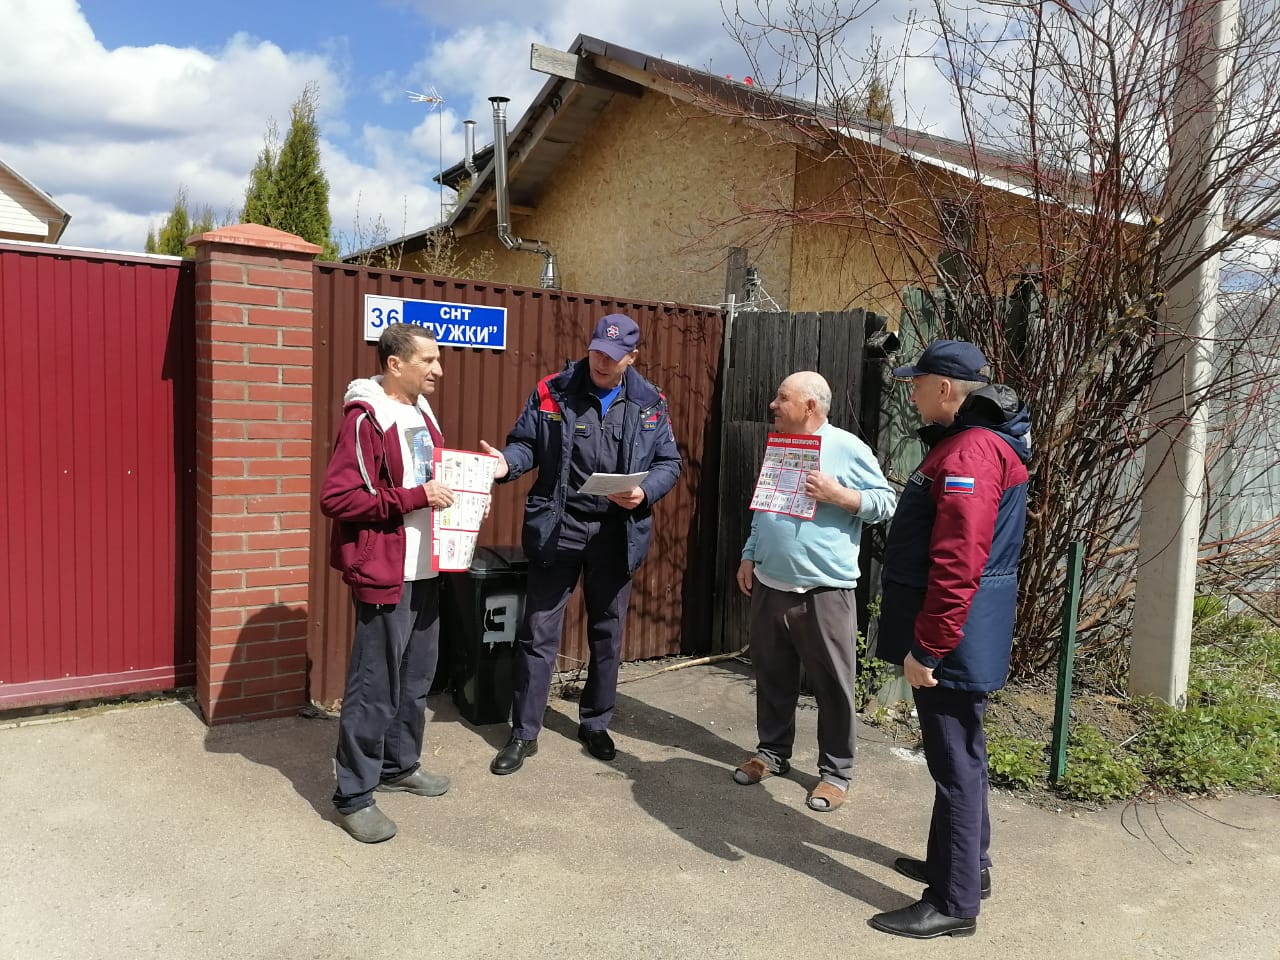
[588,313,641,361]
[892,339,991,382]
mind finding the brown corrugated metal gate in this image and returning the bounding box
[0,243,196,708]
[306,264,725,706]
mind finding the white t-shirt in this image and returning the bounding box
[387,400,437,581]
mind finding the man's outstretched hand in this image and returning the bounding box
[479,440,509,479]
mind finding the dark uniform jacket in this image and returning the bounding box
[498,360,682,573]
[876,385,1031,692]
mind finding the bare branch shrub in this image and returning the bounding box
[341,190,494,281]
[706,0,1280,682]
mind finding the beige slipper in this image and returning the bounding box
[806,781,847,812]
[733,756,790,785]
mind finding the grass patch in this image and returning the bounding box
[981,597,1280,802]
[987,731,1045,790]
[1134,599,1280,794]
[854,598,895,714]
[1056,724,1143,802]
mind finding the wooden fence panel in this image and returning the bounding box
[712,309,884,653]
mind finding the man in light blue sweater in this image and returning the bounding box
[734,371,896,812]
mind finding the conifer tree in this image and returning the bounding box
[240,83,338,259]
[241,119,279,228]
[142,187,214,257]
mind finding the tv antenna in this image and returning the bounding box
[408,87,446,224]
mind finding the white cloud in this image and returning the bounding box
[0,0,346,250]
[401,1,970,142]
[405,23,551,130]
[324,124,449,251]
[0,0,975,253]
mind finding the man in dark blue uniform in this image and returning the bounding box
[479,314,682,775]
[870,340,1031,939]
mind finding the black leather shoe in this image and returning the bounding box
[869,900,976,939]
[577,725,616,761]
[490,737,538,775]
[893,857,991,899]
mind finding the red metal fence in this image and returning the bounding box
[0,243,195,708]
[306,264,725,706]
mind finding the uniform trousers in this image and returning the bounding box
[913,683,992,919]
[332,578,440,815]
[510,516,632,739]
[749,578,858,788]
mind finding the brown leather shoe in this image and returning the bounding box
[732,756,790,785]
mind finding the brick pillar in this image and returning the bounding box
[189,224,322,724]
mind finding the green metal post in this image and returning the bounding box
[1048,541,1084,783]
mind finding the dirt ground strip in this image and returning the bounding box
[1,661,1276,960]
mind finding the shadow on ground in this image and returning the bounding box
[612,685,910,911]
[194,692,487,822]
[198,659,911,911]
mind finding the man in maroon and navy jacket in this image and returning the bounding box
[320,323,456,844]
[869,339,1031,940]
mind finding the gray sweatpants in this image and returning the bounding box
[332,578,440,814]
[749,577,858,788]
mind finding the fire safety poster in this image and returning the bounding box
[430,449,500,572]
[749,433,821,519]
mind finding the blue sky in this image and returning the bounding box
[1,0,954,253]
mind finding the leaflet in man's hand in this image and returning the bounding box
[578,471,649,496]
[430,449,500,572]
[749,433,821,519]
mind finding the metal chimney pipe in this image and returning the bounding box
[463,119,477,178]
[489,95,559,289]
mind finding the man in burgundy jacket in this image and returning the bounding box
[320,323,456,844]
[869,339,1031,939]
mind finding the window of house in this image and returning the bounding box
[937,198,977,290]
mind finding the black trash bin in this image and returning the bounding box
[442,546,527,725]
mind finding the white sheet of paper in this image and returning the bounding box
[579,471,650,495]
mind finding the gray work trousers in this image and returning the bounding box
[332,578,440,814]
[749,577,858,788]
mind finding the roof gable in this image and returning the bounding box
[455,37,1046,222]
[368,33,1084,260]
[0,159,71,243]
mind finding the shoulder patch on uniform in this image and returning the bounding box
[943,476,975,495]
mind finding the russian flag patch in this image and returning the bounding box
[943,476,975,495]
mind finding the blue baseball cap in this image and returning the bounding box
[588,313,641,361]
[892,339,991,382]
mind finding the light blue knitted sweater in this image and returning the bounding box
[742,422,896,589]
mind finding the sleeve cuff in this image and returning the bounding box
[910,645,943,670]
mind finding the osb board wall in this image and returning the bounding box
[437,90,797,308]
[788,146,1051,320]
[788,147,923,316]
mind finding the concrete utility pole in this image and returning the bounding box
[1130,0,1240,706]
